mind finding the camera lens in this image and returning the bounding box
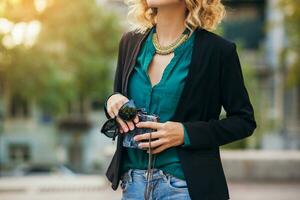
[118,99,138,121]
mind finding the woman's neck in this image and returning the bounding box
[155,3,187,47]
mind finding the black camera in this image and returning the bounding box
[100,99,160,149]
[123,108,160,149]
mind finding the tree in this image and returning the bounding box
[0,0,123,117]
[278,0,300,87]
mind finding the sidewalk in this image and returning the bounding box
[1,181,299,200]
[228,181,300,200]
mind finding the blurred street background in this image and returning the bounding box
[0,0,300,199]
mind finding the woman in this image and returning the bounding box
[103,0,257,199]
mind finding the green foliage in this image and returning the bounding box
[278,0,300,87]
[0,0,123,116]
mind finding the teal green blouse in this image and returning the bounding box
[121,26,195,180]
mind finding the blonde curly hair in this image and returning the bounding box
[124,0,226,34]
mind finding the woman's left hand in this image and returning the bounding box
[133,121,184,154]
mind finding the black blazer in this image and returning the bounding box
[103,26,257,200]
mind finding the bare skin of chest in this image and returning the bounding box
[147,52,174,87]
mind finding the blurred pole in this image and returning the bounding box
[0,73,3,134]
[266,0,286,140]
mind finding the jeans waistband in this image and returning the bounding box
[121,168,169,183]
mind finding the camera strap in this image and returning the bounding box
[144,131,156,200]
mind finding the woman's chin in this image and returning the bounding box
[146,0,181,8]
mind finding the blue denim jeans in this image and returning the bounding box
[120,168,192,200]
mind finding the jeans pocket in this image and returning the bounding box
[168,175,188,191]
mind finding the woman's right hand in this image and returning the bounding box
[106,93,139,134]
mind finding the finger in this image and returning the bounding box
[107,106,116,119]
[106,98,115,118]
[151,144,169,154]
[107,97,128,119]
[134,131,161,142]
[111,104,120,118]
[125,120,135,131]
[114,98,129,120]
[136,121,161,129]
[138,138,165,149]
[116,117,129,133]
[119,127,124,133]
[133,115,139,124]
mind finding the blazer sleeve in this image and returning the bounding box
[104,33,127,119]
[181,124,191,147]
[181,42,257,149]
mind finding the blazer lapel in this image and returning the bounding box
[123,28,153,96]
[170,27,205,121]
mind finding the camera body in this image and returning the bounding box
[123,108,160,149]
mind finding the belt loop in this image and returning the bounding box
[159,170,168,182]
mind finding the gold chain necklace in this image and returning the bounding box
[152,28,190,55]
